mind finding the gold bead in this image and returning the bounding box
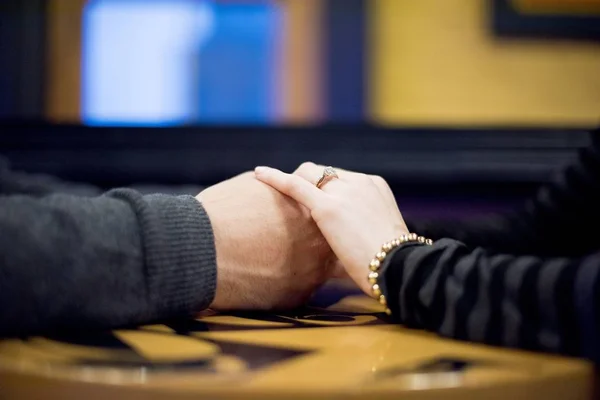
[425,239,433,245]
[369,259,381,271]
[385,308,392,316]
[378,294,387,305]
[408,233,418,241]
[399,235,408,243]
[376,251,387,261]
[392,239,401,247]
[368,271,379,284]
[382,242,393,252]
[418,236,425,243]
[372,284,382,297]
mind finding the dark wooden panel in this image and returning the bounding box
[0,123,591,190]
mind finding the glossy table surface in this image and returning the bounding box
[0,281,593,399]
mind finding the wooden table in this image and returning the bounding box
[0,281,593,399]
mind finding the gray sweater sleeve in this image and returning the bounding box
[0,188,217,337]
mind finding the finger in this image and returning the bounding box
[294,162,347,192]
[294,162,325,185]
[254,166,326,210]
[301,164,374,187]
[295,162,350,180]
[293,161,317,176]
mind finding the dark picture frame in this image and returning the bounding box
[491,0,600,41]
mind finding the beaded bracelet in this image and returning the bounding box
[368,233,433,315]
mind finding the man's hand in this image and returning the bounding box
[197,172,335,311]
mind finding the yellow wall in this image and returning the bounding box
[370,0,600,127]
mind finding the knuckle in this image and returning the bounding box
[296,161,316,174]
[301,161,316,169]
[371,175,389,188]
[355,172,372,184]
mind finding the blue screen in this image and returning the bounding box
[82,0,280,126]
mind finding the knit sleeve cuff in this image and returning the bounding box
[108,189,217,320]
[142,194,217,318]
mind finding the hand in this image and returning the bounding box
[254,163,408,295]
[197,172,335,310]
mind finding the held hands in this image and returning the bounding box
[197,164,406,311]
[197,172,335,311]
[255,163,408,295]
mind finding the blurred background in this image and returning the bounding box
[1,0,599,219]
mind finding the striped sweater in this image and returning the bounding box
[381,130,600,362]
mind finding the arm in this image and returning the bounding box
[251,156,600,361]
[381,240,600,362]
[0,189,216,337]
[408,132,600,257]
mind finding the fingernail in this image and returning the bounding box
[255,166,269,174]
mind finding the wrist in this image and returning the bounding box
[196,195,229,310]
[366,234,433,314]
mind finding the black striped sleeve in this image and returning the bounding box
[407,131,600,257]
[380,240,600,362]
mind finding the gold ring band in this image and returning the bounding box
[316,166,339,189]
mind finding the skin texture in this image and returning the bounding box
[197,172,336,310]
[255,163,409,295]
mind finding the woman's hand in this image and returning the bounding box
[254,162,408,295]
